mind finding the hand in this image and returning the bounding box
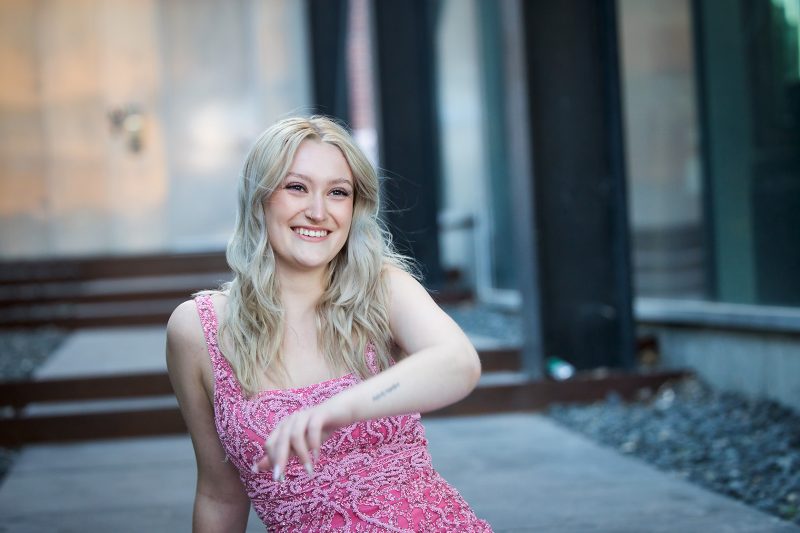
[254,398,352,481]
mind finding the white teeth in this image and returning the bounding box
[295,228,328,238]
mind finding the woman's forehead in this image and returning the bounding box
[289,140,352,179]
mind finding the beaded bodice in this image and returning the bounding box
[195,295,491,532]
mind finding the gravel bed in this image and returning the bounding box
[547,377,800,525]
[0,328,65,381]
[0,328,67,483]
[441,303,523,345]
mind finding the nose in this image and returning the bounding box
[305,193,327,222]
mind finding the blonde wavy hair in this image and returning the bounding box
[211,116,410,395]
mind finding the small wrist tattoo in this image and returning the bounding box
[372,382,399,402]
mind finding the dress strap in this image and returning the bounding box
[365,342,380,375]
[194,294,242,396]
[194,294,219,350]
[365,342,395,375]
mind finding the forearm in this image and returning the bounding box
[333,340,481,424]
[258,340,481,476]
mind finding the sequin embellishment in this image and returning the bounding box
[195,295,492,532]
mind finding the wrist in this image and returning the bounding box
[325,389,358,427]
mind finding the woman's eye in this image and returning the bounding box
[330,188,351,197]
[286,183,306,192]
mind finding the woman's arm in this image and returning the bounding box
[256,266,482,479]
[166,300,251,533]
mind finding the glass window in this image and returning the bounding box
[747,0,800,305]
[618,0,708,300]
[697,0,800,305]
[622,0,800,308]
[435,0,517,304]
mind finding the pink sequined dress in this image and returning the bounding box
[195,295,492,532]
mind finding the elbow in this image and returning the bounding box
[469,348,482,388]
[459,341,482,392]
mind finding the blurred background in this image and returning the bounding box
[1,1,800,529]
[0,0,798,411]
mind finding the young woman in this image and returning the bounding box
[166,116,492,532]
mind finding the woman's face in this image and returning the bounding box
[264,139,355,276]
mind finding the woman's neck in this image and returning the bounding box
[275,266,326,315]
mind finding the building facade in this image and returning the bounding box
[0,0,798,409]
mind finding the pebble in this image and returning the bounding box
[0,327,66,480]
[441,303,523,345]
[548,377,800,526]
[0,328,65,381]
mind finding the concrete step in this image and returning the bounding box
[1,367,689,446]
[0,286,474,328]
[2,325,687,447]
[0,272,232,307]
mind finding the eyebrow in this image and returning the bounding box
[286,172,353,186]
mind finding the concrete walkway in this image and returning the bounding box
[1,327,798,532]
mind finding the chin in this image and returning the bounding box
[294,255,337,271]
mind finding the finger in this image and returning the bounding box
[289,416,314,475]
[266,420,291,481]
[253,452,270,473]
[307,413,323,463]
[254,422,284,472]
[253,432,275,472]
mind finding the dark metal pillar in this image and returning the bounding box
[307,0,350,121]
[372,0,443,286]
[521,0,635,370]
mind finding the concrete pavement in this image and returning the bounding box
[0,326,798,532]
[1,414,798,532]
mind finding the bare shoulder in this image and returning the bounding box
[383,264,428,299]
[383,264,442,323]
[166,298,215,376]
[167,293,227,349]
[383,264,472,356]
[167,300,203,349]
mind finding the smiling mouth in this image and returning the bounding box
[293,227,329,238]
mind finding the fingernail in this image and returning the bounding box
[279,472,285,483]
[251,463,260,474]
[313,449,320,462]
[304,462,314,475]
[272,465,281,482]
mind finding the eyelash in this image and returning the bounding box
[285,183,351,197]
